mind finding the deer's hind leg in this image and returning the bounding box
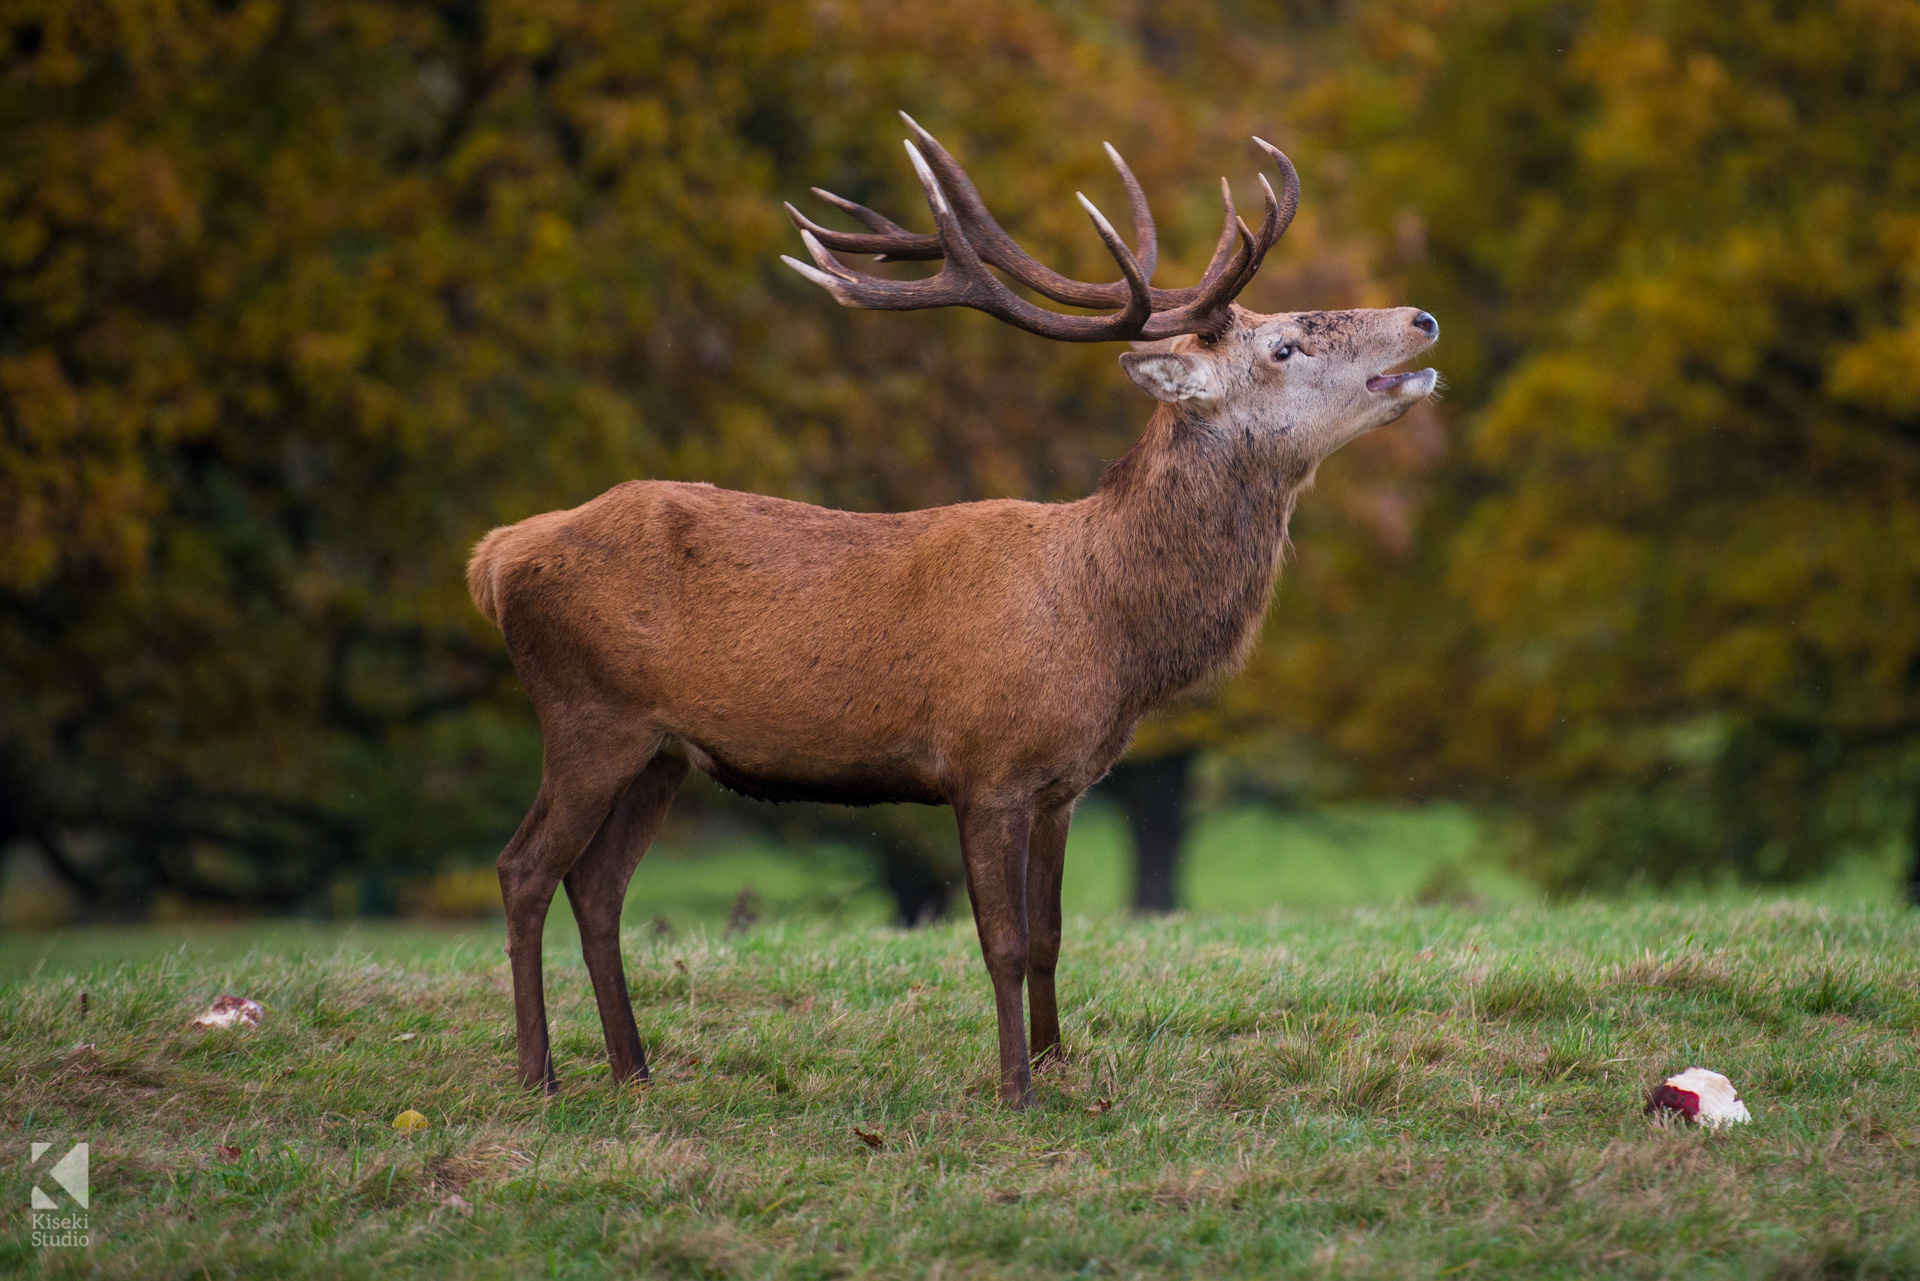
[563,751,689,1083]
[497,732,655,1093]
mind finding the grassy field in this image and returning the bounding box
[1,802,1516,979]
[6,897,1919,1279]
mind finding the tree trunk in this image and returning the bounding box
[1108,752,1195,914]
[1907,782,1920,908]
[873,830,953,926]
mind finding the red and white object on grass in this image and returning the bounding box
[190,995,264,1030]
[1647,1067,1751,1127]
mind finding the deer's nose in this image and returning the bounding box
[1411,311,1439,339]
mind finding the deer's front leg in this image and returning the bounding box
[955,798,1037,1108]
[1025,803,1072,1067]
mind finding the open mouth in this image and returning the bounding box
[1366,368,1437,395]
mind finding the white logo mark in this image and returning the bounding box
[29,1142,88,1209]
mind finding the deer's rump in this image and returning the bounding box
[468,479,1120,807]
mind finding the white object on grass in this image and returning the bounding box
[190,995,264,1030]
[1648,1067,1751,1127]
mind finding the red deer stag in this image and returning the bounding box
[468,114,1438,1106]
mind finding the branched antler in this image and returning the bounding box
[782,113,1299,342]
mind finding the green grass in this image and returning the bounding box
[2,802,1513,980]
[13,800,1906,983]
[6,899,1919,1278]
[1057,803,1519,914]
[580,801,1513,933]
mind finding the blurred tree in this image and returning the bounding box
[0,0,1308,918]
[20,0,1903,918]
[1100,749,1194,913]
[1077,1,1434,914]
[1258,0,1920,894]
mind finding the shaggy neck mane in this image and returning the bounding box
[1081,402,1312,709]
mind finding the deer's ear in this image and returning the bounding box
[1119,351,1220,403]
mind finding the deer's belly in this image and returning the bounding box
[649,632,1123,806]
[681,739,947,808]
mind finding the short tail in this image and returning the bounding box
[466,525,514,629]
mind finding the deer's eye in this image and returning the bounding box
[1272,343,1295,361]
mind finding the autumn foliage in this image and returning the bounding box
[3,0,1916,909]
[1264,0,1920,888]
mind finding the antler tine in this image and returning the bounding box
[1137,140,1301,335]
[1250,138,1301,242]
[901,112,1154,309]
[785,198,942,262]
[1074,190,1156,323]
[790,135,1161,277]
[811,187,915,236]
[1137,217,1259,339]
[900,140,1156,338]
[1225,175,1284,295]
[911,139,1155,339]
[1215,141,1298,299]
[1100,142,1158,284]
[811,188,943,263]
[1138,178,1242,309]
[782,140,1152,342]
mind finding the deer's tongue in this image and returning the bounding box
[1366,371,1420,393]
